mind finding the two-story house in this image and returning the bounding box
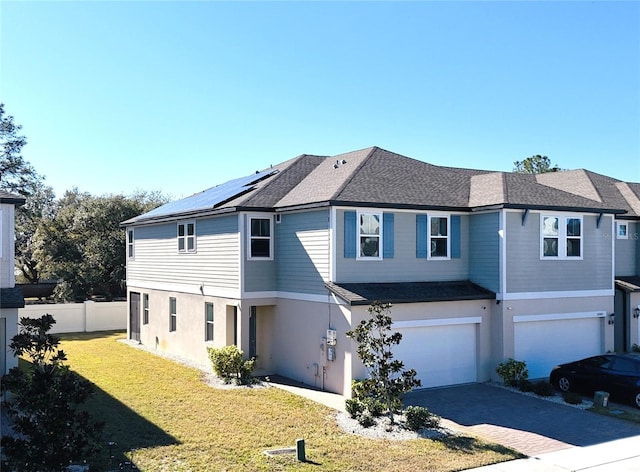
[122,147,639,395]
[0,190,26,376]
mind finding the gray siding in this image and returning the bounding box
[469,212,500,292]
[335,210,469,283]
[275,210,330,295]
[127,215,240,289]
[615,221,638,276]
[505,212,613,293]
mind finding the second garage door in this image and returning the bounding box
[514,313,604,379]
[393,319,478,388]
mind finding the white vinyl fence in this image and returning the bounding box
[19,301,127,334]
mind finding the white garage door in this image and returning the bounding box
[394,321,477,388]
[514,315,603,380]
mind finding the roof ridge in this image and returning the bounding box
[329,147,378,200]
[615,181,640,216]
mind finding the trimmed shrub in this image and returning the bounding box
[207,345,255,385]
[358,413,376,428]
[562,391,583,405]
[404,405,441,431]
[345,399,365,419]
[518,379,534,393]
[496,358,529,388]
[533,380,555,397]
[363,397,386,418]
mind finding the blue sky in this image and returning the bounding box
[2,1,639,200]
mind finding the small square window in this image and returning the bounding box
[617,222,628,240]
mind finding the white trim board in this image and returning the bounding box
[392,317,482,329]
[513,311,606,323]
[499,289,614,300]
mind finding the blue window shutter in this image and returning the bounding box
[344,211,356,258]
[451,215,461,258]
[416,214,428,258]
[383,213,394,258]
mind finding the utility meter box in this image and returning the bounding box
[326,329,337,346]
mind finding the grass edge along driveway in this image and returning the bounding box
[58,331,521,471]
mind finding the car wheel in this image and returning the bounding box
[557,376,571,392]
[634,392,640,409]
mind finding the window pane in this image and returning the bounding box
[178,238,185,251]
[144,294,149,309]
[618,224,628,237]
[543,217,558,237]
[567,238,581,257]
[170,298,176,314]
[566,218,581,237]
[178,224,185,237]
[359,214,380,235]
[543,238,558,257]
[206,303,214,322]
[430,217,447,237]
[251,239,270,257]
[128,231,134,243]
[206,323,214,341]
[360,236,379,257]
[431,238,447,257]
[251,218,270,237]
[187,223,195,236]
[128,245,134,258]
[187,236,195,251]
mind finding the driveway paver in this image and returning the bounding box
[404,383,639,457]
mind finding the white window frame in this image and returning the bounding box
[356,211,382,260]
[169,297,177,332]
[127,229,135,259]
[205,302,214,342]
[143,293,149,325]
[177,220,196,253]
[540,214,583,260]
[428,214,450,260]
[617,222,628,240]
[247,215,273,260]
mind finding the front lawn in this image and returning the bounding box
[56,331,521,471]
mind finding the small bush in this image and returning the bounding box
[496,358,528,388]
[518,379,534,392]
[562,391,583,405]
[345,398,365,419]
[363,397,386,418]
[358,413,376,428]
[207,345,255,385]
[351,379,368,401]
[404,405,441,431]
[533,380,555,397]
[632,344,640,353]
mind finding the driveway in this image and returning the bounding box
[404,383,640,457]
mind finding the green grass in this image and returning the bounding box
[53,331,521,471]
[589,406,640,424]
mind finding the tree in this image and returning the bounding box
[513,155,560,174]
[35,189,168,301]
[0,315,104,471]
[346,301,421,425]
[0,103,56,283]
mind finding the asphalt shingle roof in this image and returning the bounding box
[124,146,638,225]
[0,190,26,206]
[325,280,496,306]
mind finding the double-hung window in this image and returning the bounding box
[205,302,214,342]
[358,212,381,259]
[429,215,449,259]
[127,229,135,259]
[249,216,272,259]
[178,221,196,253]
[169,297,177,332]
[541,215,582,259]
[143,293,149,325]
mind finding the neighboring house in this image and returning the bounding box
[0,190,26,376]
[122,147,640,395]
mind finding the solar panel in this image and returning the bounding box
[137,169,278,220]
